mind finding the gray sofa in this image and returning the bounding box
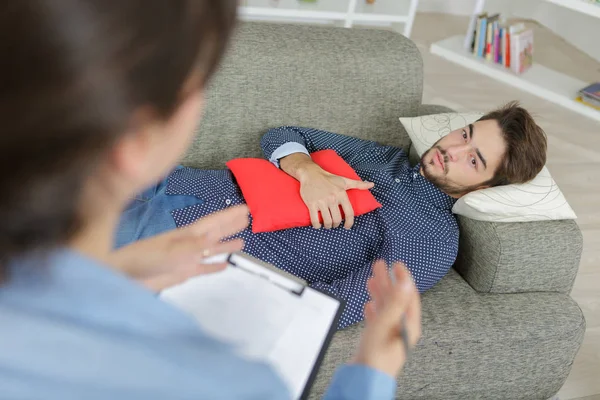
[185,22,585,399]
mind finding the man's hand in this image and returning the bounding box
[110,206,249,291]
[353,261,422,378]
[280,153,374,229]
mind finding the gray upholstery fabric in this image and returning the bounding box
[309,270,585,400]
[182,22,584,400]
[183,22,423,169]
[455,218,582,294]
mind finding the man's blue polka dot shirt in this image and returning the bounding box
[167,127,459,329]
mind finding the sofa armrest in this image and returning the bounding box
[454,217,582,294]
[418,104,455,115]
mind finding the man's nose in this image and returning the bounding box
[445,144,470,162]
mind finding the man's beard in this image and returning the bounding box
[420,146,478,197]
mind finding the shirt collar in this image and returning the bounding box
[411,164,457,211]
[4,249,201,336]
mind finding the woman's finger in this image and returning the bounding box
[371,260,392,308]
[142,262,228,292]
[197,238,244,261]
[183,205,250,240]
[364,301,377,322]
[402,274,422,346]
[368,261,387,309]
[372,263,414,334]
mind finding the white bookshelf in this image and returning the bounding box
[430,35,600,122]
[238,0,419,37]
[545,0,600,18]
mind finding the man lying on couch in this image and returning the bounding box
[116,102,547,329]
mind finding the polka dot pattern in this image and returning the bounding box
[168,127,459,329]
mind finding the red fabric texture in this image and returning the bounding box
[226,150,382,233]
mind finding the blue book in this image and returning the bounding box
[478,17,488,57]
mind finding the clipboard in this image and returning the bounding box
[160,252,345,400]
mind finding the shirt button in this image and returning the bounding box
[413,173,418,179]
[395,178,401,183]
[225,199,232,205]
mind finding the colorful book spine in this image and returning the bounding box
[511,28,534,74]
[498,27,504,65]
[486,21,493,60]
[473,14,485,55]
[494,25,501,63]
[505,28,510,68]
[478,17,488,58]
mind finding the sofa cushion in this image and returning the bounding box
[309,269,585,399]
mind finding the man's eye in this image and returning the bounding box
[471,157,476,167]
[462,131,467,140]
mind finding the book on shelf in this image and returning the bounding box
[511,28,533,74]
[576,97,600,110]
[485,14,499,61]
[466,15,533,75]
[577,83,600,109]
[579,82,600,102]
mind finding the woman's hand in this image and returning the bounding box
[110,205,249,291]
[354,261,422,378]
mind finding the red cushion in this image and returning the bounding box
[226,150,382,233]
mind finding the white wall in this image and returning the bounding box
[419,0,600,62]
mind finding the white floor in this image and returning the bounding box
[409,13,600,400]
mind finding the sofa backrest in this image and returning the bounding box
[183,22,424,169]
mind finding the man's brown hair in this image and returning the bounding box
[478,101,547,187]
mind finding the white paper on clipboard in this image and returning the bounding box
[160,253,344,399]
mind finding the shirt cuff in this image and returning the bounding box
[324,364,396,400]
[269,142,310,168]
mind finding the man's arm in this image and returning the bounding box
[260,126,383,168]
[261,127,376,229]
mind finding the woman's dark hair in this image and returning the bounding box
[0,1,237,270]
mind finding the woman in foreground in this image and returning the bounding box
[0,1,421,398]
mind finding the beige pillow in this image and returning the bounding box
[399,113,577,222]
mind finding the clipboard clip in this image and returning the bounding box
[227,253,306,296]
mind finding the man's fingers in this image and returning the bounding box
[320,205,333,229]
[340,198,355,229]
[183,205,249,240]
[344,178,375,191]
[309,206,321,229]
[329,203,343,228]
